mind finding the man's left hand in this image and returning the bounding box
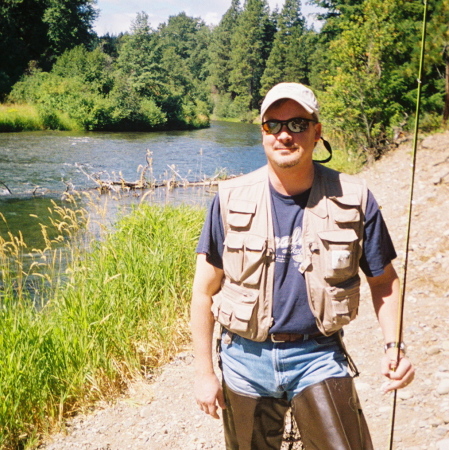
[381,350,415,393]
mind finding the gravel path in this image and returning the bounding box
[41,132,449,450]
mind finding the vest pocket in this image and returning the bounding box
[223,232,267,286]
[329,196,361,224]
[317,229,359,281]
[211,281,258,334]
[325,275,360,327]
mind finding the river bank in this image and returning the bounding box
[40,130,449,450]
[0,204,205,449]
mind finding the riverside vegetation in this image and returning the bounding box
[0,196,205,449]
[1,0,449,160]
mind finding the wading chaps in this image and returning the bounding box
[222,382,289,450]
[223,377,373,450]
[291,376,374,450]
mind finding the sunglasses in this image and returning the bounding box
[262,117,317,135]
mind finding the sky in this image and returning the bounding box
[93,0,324,36]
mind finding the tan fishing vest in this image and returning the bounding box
[212,163,368,342]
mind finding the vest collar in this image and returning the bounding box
[306,163,328,219]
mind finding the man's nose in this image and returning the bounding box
[277,126,293,140]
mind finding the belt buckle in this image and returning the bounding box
[270,334,286,343]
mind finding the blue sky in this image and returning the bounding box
[93,0,324,35]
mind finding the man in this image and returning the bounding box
[191,82,414,449]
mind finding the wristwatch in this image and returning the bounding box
[384,341,406,354]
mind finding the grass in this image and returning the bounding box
[0,199,205,449]
[0,104,42,132]
[0,104,78,132]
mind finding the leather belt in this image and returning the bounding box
[269,332,323,343]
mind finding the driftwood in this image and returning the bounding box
[75,150,234,195]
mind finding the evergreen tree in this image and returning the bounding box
[260,0,308,94]
[228,0,275,112]
[156,13,211,123]
[110,12,168,128]
[208,0,242,94]
[115,12,167,100]
[157,13,210,90]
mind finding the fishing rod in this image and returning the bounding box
[388,0,429,448]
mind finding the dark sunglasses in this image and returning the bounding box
[262,117,317,135]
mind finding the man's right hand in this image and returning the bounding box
[194,372,226,419]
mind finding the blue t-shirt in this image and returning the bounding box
[196,184,396,334]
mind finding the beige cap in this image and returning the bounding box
[260,82,319,120]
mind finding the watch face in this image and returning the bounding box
[384,342,406,352]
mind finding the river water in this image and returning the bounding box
[0,121,265,249]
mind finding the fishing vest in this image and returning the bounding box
[211,163,368,342]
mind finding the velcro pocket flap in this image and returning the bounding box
[245,234,265,251]
[329,194,360,207]
[224,232,244,250]
[219,298,234,316]
[228,199,257,228]
[234,301,256,321]
[334,208,360,223]
[318,229,358,244]
[329,196,360,223]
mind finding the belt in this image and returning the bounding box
[269,332,323,343]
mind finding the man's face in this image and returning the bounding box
[262,99,321,170]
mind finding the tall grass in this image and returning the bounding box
[0,201,205,449]
[0,104,77,132]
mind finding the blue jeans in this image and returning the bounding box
[220,332,348,401]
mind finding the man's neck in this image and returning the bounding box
[268,162,315,196]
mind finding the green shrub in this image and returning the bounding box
[139,98,167,128]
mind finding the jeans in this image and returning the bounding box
[220,331,348,401]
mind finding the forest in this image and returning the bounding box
[1,0,448,159]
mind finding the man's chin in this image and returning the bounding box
[275,159,300,169]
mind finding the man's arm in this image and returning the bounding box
[190,253,226,418]
[366,262,415,392]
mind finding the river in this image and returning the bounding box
[0,121,266,249]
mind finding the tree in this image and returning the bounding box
[321,0,419,157]
[0,0,98,99]
[157,12,211,92]
[43,0,98,57]
[260,0,308,94]
[208,0,242,94]
[115,12,168,100]
[114,11,210,129]
[228,0,275,112]
[0,0,49,98]
[425,0,449,123]
[156,13,212,124]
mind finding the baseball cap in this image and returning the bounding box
[260,82,319,121]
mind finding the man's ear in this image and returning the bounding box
[314,122,322,142]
